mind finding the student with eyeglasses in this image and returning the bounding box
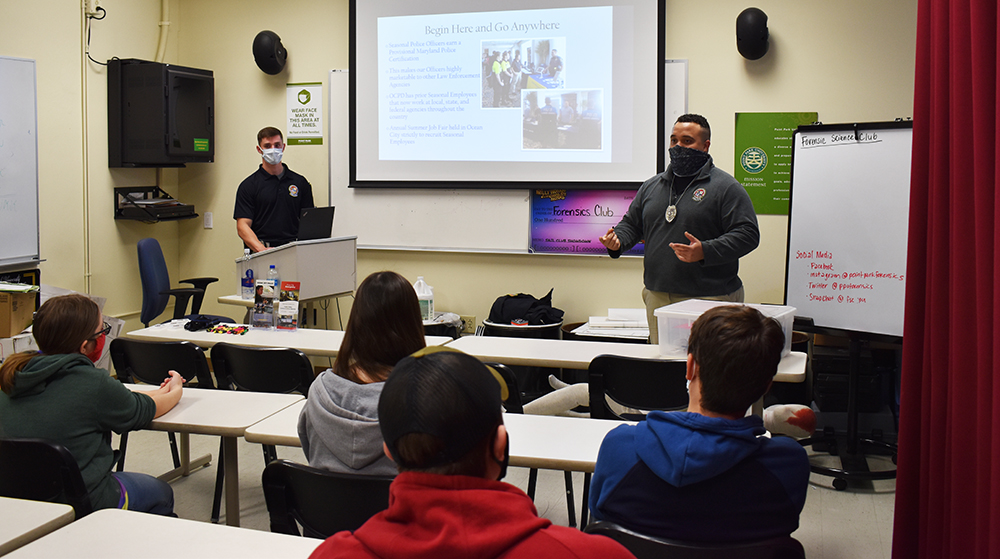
[0,294,184,515]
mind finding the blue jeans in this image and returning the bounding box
[111,472,174,516]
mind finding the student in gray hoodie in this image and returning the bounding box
[298,271,426,476]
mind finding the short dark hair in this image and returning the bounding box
[333,271,426,384]
[687,305,784,416]
[379,350,502,475]
[676,113,711,142]
[257,127,283,145]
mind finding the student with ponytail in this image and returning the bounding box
[0,294,183,515]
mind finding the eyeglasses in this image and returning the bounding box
[91,322,111,339]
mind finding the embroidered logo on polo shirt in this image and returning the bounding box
[289,185,299,197]
[692,188,706,202]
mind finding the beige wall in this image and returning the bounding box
[6,0,917,330]
[1,0,182,333]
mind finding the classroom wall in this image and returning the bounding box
[3,0,917,331]
[0,0,184,332]
[0,1,86,293]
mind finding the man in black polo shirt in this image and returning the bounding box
[234,127,315,252]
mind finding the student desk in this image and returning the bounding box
[4,508,322,558]
[0,498,74,556]
[443,336,808,384]
[244,400,627,473]
[125,322,453,358]
[127,385,303,527]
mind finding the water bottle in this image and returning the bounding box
[413,276,434,321]
[241,268,254,300]
[267,265,281,327]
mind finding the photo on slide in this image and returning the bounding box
[523,89,602,150]
[482,38,566,109]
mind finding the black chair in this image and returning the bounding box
[583,355,689,527]
[208,342,315,522]
[137,237,234,327]
[108,337,215,476]
[584,521,806,559]
[588,355,689,421]
[0,438,92,518]
[262,459,393,538]
[489,362,580,528]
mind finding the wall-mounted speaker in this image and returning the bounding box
[736,8,769,60]
[253,30,287,74]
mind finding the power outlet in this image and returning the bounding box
[460,315,477,334]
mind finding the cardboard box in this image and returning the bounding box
[0,292,35,338]
[0,332,39,363]
[653,299,796,359]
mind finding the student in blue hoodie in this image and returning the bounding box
[588,305,809,543]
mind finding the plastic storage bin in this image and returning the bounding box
[653,300,796,358]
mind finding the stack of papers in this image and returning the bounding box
[573,308,649,340]
[0,281,39,293]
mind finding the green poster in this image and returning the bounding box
[734,112,817,215]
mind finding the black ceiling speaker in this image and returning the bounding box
[253,30,287,74]
[736,8,769,60]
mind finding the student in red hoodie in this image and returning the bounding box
[308,346,635,559]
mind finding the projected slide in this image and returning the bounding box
[378,7,612,163]
[353,0,662,187]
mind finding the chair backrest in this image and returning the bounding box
[588,355,689,420]
[584,521,806,559]
[109,337,214,387]
[0,438,92,518]
[262,459,393,538]
[486,362,523,414]
[137,238,171,327]
[210,342,313,394]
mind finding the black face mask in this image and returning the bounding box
[669,145,710,177]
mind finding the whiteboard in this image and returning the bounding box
[784,122,912,337]
[328,60,688,252]
[0,57,40,268]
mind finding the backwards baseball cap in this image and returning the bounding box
[378,346,506,470]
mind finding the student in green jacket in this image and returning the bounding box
[0,294,184,515]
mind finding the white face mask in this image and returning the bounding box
[260,147,283,166]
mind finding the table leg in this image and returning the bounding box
[223,436,240,527]
[179,433,190,476]
[155,432,212,483]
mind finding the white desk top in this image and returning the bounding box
[504,413,628,473]
[126,322,453,358]
[445,336,807,383]
[128,385,303,437]
[219,294,253,308]
[244,400,625,473]
[4,508,321,558]
[244,399,305,447]
[0,497,74,556]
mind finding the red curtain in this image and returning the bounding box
[894,0,1000,557]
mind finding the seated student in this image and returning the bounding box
[309,346,635,559]
[298,271,426,476]
[589,305,810,543]
[0,294,183,515]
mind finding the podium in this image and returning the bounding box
[236,236,357,301]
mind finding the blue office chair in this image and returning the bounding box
[137,238,233,327]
